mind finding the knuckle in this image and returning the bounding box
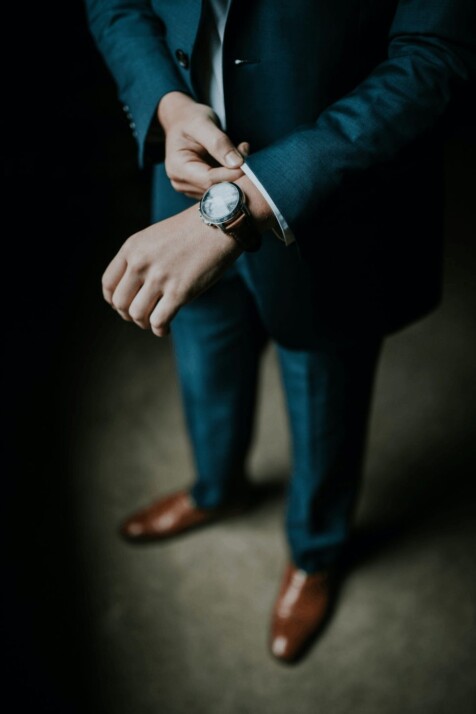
[152,321,168,337]
[115,306,127,318]
[124,232,140,248]
[112,297,127,312]
[167,286,182,304]
[127,254,145,273]
[167,288,186,312]
[149,268,165,287]
[202,174,213,190]
[208,134,223,154]
[165,161,177,181]
[150,315,164,331]
[102,277,114,294]
[128,304,141,320]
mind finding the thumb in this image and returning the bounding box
[199,120,244,168]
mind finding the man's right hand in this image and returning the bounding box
[157,91,249,199]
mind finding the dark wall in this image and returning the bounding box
[3,3,149,711]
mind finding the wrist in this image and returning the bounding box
[190,204,244,258]
[157,91,196,133]
[235,176,278,234]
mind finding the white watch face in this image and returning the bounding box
[201,182,241,223]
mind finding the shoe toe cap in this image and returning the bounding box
[121,519,145,537]
[271,635,291,659]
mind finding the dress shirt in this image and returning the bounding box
[197,0,295,245]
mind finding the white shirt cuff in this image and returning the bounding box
[241,163,295,246]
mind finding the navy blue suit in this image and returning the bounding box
[85,0,475,571]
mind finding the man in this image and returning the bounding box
[85,0,475,663]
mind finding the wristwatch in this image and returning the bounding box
[199,182,262,252]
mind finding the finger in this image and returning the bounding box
[237,141,250,157]
[205,165,245,185]
[149,292,181,337]
[171,160,243,192]
[114,306,133,322]
[111,268,143,315]
[197,121,244,169]
[169,179,202,199]
[169,177,204,195]
[102,255,127,304]
[128,282,164,329]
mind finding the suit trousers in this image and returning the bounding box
[170,233,383,573]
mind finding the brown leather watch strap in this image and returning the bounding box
[223,209,262,252]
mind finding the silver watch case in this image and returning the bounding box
[198,181,247,229]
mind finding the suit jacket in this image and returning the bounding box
[85,0,476,337]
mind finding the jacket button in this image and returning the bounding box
[175,49,189,69]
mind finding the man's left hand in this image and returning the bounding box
[102,203,242,336]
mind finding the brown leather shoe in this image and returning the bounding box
[120,489,246,542]
[270,563,334,663]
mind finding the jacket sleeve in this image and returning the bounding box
[84,0,191,166]
[245,0,476,237]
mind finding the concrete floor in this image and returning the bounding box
[65,153,476,714]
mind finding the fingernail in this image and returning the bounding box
[225,150,243,168]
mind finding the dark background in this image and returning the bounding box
[3,3,149,711]
[3,2,475,712]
